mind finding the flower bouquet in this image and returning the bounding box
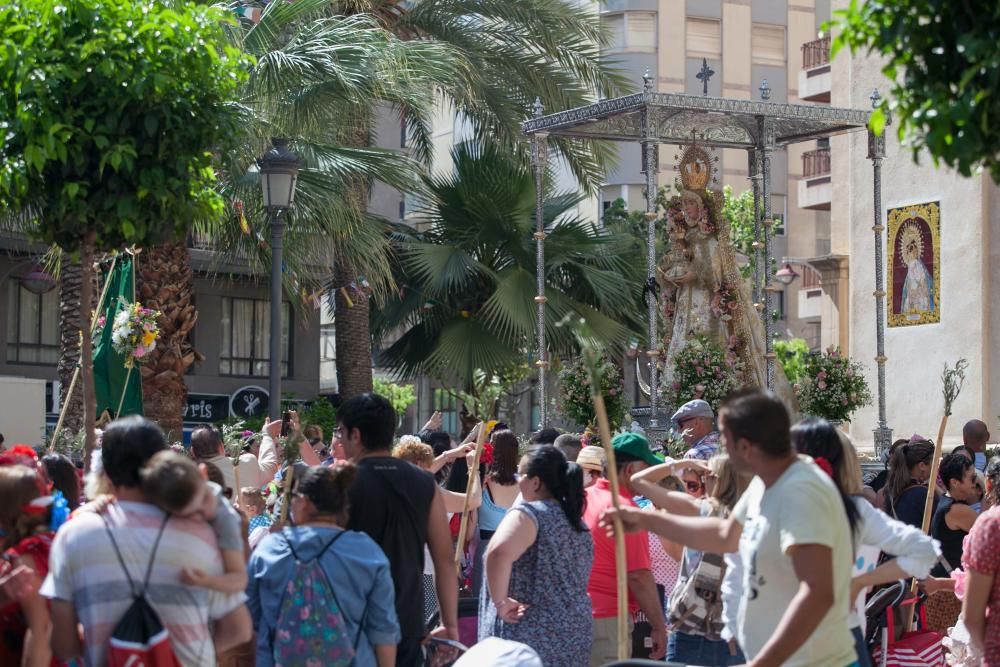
[795,348,873,422]
[558,354,626,430]
[667,335,739,413]
[96,299,162,368]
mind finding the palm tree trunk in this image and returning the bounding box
[334,257,373,400]
[58,258,93,434]
[79,232,98,466]
[335,121,374,400]
[136,241,201,441]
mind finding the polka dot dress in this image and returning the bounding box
[962,506,1000,666]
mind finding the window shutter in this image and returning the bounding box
[752,24,786,65]
[627,13,656,49]
[686,18,721,59]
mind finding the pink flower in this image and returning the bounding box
[133,346,148,358]
[841,397,849,405]
[817,380,827,389]
[695,384,705,393]
[609,388,618,396]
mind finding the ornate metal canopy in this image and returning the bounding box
[522,92,870,147]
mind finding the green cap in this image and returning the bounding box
[611,432,663,467]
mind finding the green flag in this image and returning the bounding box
[93,257,144,419]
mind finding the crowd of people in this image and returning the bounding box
[0,391,997,667]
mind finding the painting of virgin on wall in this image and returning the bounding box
[887,201,941,327]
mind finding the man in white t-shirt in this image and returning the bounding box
[599,390,857,667]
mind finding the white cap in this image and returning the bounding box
[453,638,543,667]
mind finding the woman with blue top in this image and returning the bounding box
[472,429,521,593]
[247,463,400,667]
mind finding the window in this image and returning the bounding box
[219,297,291,377]
[319,300,337,392]
[687,18,722,59]
[773,291,786,321]
[603,12,656,51]
[6,281,58,364]
[752,24,785,66]
[627,13,656,49]
[603,14,625,50]
[432,388,458,436]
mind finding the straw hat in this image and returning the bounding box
[576,445,606,473]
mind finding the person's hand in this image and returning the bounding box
[649,623,667,659]
[672,458,711,473]
[263,419,282,440]
[426,625,459,667]
[288,410,301,437]
[423,411,444,432]
[495,597,528,624]
[446,443,473,460]
[597,506,646,537]
[180,567,211,587]
[73,493,115,516]
[464,446,479,468]
[919,576,951,596]
[0,565,40,603]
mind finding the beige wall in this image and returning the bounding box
[830,13,994,447]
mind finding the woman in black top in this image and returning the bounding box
[881,437,936,527]
[930,453,980,576]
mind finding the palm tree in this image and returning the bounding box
[372,140,644,397]
[333,0,628,399]
[136,1,462,427]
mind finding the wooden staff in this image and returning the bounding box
[567,313,629,661]
[454,423,488,579]
[905,358,967,630]
[591,391,629,660]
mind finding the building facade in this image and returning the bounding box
[0,238,322,444]
[828,0,1000,447]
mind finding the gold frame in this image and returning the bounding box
[887,201,941,327]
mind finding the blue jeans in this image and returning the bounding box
[851,625,874,667]
[667,631,744,666]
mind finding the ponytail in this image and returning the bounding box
[790,418,861,538]
[523,445,587,531]
[885,438,935,510]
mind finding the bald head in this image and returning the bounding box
[963,419,989,452]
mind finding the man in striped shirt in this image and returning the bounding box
[41,416,251,666]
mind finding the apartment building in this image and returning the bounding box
[599,0,832,349]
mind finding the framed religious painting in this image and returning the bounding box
[887,201,941,327]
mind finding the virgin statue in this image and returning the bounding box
[656,144,794,406]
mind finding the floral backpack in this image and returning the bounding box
[273,529,358,667]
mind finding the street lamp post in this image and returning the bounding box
[259,138,300,421]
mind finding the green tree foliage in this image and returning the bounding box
[0,0,248,249]
[0,0,249,459]
[722,185,782,280]
[373,378,417,418]
[372,140,645,392]
[774,338,811,384]
[832,0,1000,181]
[213,4,461,298]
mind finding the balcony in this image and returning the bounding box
[798,36,831,103]
[798,147,831,210]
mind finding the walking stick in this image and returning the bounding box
[905,358,968,631]
[569,317,630,661]
[454,423,488,580]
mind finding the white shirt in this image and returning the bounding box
[850,496,941,629]
[732,460,856,667]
